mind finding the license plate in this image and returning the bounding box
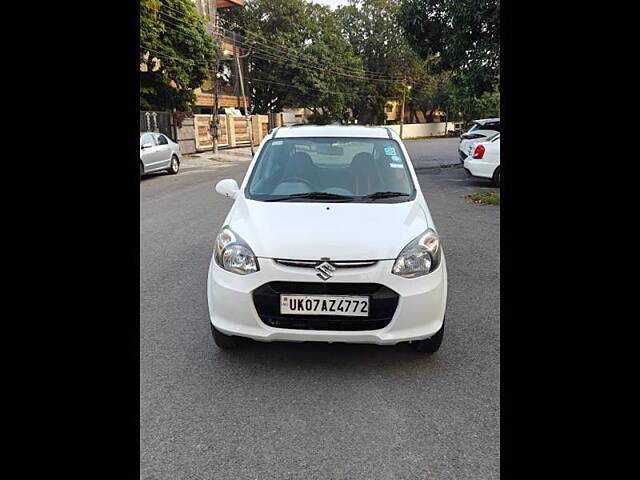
[280,295,369,317]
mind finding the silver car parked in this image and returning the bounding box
[140,132,181,180]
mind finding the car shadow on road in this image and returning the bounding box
[464,178,497,188]
[141,172,172,182]
[209,337,446,374]
[414,165,462,175]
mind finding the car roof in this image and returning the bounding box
[473,118,500,124]
[269,125,394,139]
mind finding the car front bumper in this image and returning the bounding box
[207,255,447,345]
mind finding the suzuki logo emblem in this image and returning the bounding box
[315,259,336,281]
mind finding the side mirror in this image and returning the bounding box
[215,179,240,199]
[141,142,153,149]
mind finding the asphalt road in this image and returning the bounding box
[140,137,500,479]
[404,137,462,169]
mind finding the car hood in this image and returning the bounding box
[227,197,430,260]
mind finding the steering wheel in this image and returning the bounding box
[279,177,313,189]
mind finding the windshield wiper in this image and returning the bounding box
[362,191,411,201]
[265,192,354,202]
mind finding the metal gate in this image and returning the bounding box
[140,111,176,140]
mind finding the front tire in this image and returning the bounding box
[410,318,445,353]
[492,166,500,187]
[211,323,238,349]
[168,155,179,175]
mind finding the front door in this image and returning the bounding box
[154,134,172,169]
[140,133,164,172]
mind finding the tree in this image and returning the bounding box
[286,2,363,123]
[406,60,452,123]
[220,0,363,123]
[335,0,424,124]
[140,0,216,111]
[450,75,500,123]
[398,0,500,96]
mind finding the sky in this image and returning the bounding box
[311,0,351,9]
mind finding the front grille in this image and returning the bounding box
[252,282,399,331]
[274,259,378,268]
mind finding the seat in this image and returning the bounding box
[277,151,317,191]
[282,152,315,178]
[349,152,383,195]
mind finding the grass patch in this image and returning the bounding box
[466,191,500,206]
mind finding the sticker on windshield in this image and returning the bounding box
[389,163,404,169]
[390,155,402,163]
[272,140,283,146]
[384,145,397,156]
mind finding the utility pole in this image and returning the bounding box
[206,0,220,153]
[235,48,254,156]
[400,92,405,139]
[400,82,411,139]
[212,44,220,153]
[444,107,449,136]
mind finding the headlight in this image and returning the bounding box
[214,226,259,275]
[392,228,441,278]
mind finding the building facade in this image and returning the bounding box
[192,0,249,114]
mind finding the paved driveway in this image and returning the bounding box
[404,137,462,168]
[140,137,499,479]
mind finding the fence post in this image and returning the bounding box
[251,115,261,146]
[170,112,177,141]
[226,113,236,147]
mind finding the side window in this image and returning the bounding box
[155,134,168,145]
[141,134,155,146]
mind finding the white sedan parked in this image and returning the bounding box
[140,132,181,180]
[458,118,500,161]
[464,134,500,186]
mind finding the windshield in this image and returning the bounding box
[245,137,416,203]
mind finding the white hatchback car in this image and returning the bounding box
[207,125,448,352]
[464,134,501,186]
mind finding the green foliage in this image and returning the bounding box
[140,0,499,125]
[140,0,216,111]
[447,74,500,123]
[335,0,421,124]
[220,0,362,123]
[398,0,500,96]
